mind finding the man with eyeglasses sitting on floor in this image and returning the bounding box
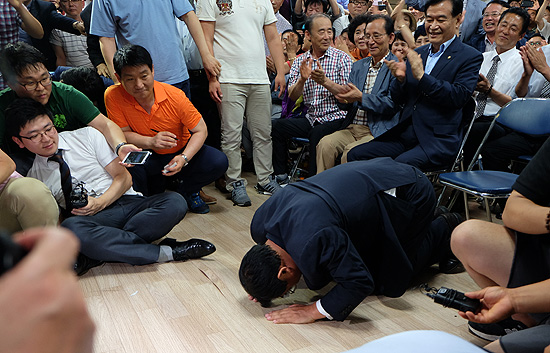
[0,42,138,173]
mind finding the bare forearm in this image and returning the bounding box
[181,132,206,161]
[328,0,341,16]
[16,4,43,39]
[288,79,305,101]
[515,73,531,97]
[88,115,128,153]
[510,279,550,314]
[183,12,214,63]
[0,151,16,182]
[123,131,155,150]
[99,37,118,83]
[488,88,512,107]
[96,173,131,209]
[502,191,550,234]
[322,78,344,96]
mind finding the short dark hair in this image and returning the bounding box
[483,0,509,14]
[528,32,546,41]
[368,14,394,34]
[499,6,530,34]
[347,14,370,44]
[0,42,47,84]
[5,98,54,139]
[304,13,332,33]
[414,23,427,41]
[61,67,106,115]
[281,29,304,46]
[425,0,463,17]
[239,244,287,307]
[305,0,328,13]
[394,31,406,42]
[113,45,153,76]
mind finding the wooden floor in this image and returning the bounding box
[80,172,490,353]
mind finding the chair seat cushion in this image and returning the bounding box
[439,171,519,194]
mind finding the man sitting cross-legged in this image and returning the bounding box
[6,99,215,274]
[105,45,228,214]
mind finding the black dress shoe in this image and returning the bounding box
[433,205,450,219]
[74,253,104,276]
[159,238,216,261]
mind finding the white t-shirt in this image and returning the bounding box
[196,0,277,84]
[29,127,138,209]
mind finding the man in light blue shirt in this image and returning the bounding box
[90,0,220,97]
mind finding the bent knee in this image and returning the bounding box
[450,219,487,258]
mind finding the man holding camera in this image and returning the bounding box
[6,98,216,272]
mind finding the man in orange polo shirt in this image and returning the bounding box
[105,45,228,214]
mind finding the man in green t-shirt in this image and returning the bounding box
[0,42,137,168]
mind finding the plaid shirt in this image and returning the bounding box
[353,52,390,125]
[0,2,21,89]
[289,46,352,125]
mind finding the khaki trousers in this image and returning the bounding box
[316,124,374,173]
[218,83,273,189]
[0,177,58,233]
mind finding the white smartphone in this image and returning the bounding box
[121,151,152,165]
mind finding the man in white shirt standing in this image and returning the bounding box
[6,98,216,272]
[198,0,287,206]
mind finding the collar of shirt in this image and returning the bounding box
[425,35,456,74]
[487,46,517,63]
[371,51,391,70]
[308,46,336,61]
[119,80,168,113]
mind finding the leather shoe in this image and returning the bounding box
[159,238,216,261]
[199,190,217,205]
[74,253,104,276]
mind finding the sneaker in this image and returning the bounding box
[275,173,290,187]
[255,176,283,195]
[230,180,251,207]
[183,192,210,214]
[468,318,528,341]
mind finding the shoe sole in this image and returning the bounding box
[468,324,501,342]
[233,200,252,207]
[189,208,210,214]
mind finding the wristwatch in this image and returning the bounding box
[181,153,189,167]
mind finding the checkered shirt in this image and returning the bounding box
[0,2,21,88]
[50,29,94,68]
[353,52,390,125]
[289,46,352,125]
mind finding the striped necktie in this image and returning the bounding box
[48,150,73,212]
[474,55,501,119]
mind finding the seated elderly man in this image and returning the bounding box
[105,45,228,214]
[272,13,352,180]
[240,158,462,324]
[451,137,550,353]
[6,99,215,274]
[316,14,400,173]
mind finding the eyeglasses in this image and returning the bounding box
[19,124,56,143]
[483,12,501,18]
[529,41,542,46]
[18,75,52,91]
[350,0,368,5]
[365,33,387,41]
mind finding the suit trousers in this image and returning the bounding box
[61,193,187,265]
[346,123,439,171]
[129,145,228,197]
[316,124,373,173]
[272,117,343,176]
[0,177,58,233]
[218,83,273,189]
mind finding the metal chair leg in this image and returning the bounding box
[484,198,493,222]
[463,191,470,220]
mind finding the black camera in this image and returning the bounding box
[70,182,88,209]
[422,284,481,313]
[0,231,27,276]
[521,0,534,8]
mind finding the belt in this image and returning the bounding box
[188,69,206,77]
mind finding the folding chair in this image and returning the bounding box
[438,98,550,221]
[288,137,309,181]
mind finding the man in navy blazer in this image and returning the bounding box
[347,0,483,171]
[19,0,84,71]
[239,158,461,324]
[316,14,400,173]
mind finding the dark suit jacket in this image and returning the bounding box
[390,38,483,166]
[339,53,400,138]
[465,32,486,53]
[250,158,435,321]
[25,0,80,70]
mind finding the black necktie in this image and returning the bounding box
[48,150,73,211]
